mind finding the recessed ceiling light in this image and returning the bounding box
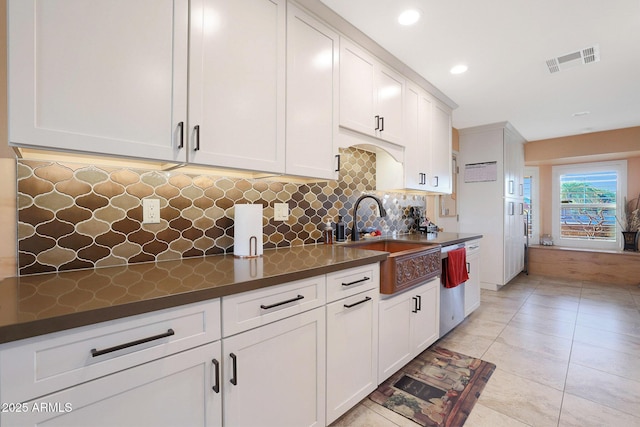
[450,64,468,75]
[398,9,421,26]
[572,111,591,117]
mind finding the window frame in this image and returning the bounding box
[524,166,539,245]
[551,160,627,250]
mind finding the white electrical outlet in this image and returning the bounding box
[274,203,289,221]
[142,198,161,224]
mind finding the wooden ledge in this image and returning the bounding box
[528,245,640,285]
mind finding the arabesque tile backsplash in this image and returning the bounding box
[17,147,425,276]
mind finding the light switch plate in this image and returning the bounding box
[274,203,289,221]
[142,198,161,224]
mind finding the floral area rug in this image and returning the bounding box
[369,346,496,426]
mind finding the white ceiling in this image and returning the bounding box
[319,0,640,142]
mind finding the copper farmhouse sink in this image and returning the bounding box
[348,240,441,294]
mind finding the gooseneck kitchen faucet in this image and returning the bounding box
[351,194,387,241]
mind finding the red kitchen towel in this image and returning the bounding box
[444,247,469,288]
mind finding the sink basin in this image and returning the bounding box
[348,240,441,294]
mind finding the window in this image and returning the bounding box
[524,166,540,245]
[552,160,627,250]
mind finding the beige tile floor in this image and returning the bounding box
[332,274,640,427]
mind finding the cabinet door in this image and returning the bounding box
[411,279,440,353]
[375,65,405,145]
[326,289,378,424]
[286,4,339,179]
[8,0,188,163]
[464,247,481,316]
[339,39,376,138]
[378,291,413,383]
[427,102,453,193]
[189,0,285,173]
[402,84,423,190]
[222,307,325,427]
[1,342,222,427]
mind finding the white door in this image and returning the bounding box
[8,0,188,163]
[1,342,222,427]
[286,4,339,179]
[428,102,453,193]
[464,246,481,316]
[326,290,378,424]
[411,279,440,353]
[188,0,285,173]
[378,291,413,382]
[339,39,376,138]
[375,65,405,145]
[222,307,325,427]
[402,85,423,190]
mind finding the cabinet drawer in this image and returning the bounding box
[326,263,379,303]
[0,299,220,403]
[222,275,325,337]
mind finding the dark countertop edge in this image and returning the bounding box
[0,252,388,345]
[0,233,483,345]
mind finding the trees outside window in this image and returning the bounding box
[552,161,627,250]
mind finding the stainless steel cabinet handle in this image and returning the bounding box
[260,294,304,310]
[380,116,384,131]
[335,154,341,172]
[343,296,372,309]
[412,296,418,313]
[375,115,380,131]
[90,329,175,357]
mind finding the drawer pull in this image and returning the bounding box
[260,294,304,310]
[343,296,372,309]
[177,122,184,149]
[90,328,175,358]
[212,358,220,393]
[230,353,238,385]
[342,277,370,287]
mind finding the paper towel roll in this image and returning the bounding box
[234,204,264,258]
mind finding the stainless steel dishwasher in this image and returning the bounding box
[439,243,466,337]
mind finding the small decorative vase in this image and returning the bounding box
[622,231,638,251]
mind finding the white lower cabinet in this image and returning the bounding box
[378,278,440,383]
[1,341,222,427]
[222,307,326,427]
[0,263,387,427]
[326,288,378,424]
[464,240,481,316]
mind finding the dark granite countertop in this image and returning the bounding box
[0,245,387,344]
[0,232,481,345]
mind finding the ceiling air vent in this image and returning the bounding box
[546,44,600,74]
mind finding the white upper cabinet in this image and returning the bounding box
[285,3,339,179]
[8,0,189,163]
[377,84,452,193]
[188,0,286,174]
[402,85,423,190]
[339,39,404,146]
[428,100,453,193]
